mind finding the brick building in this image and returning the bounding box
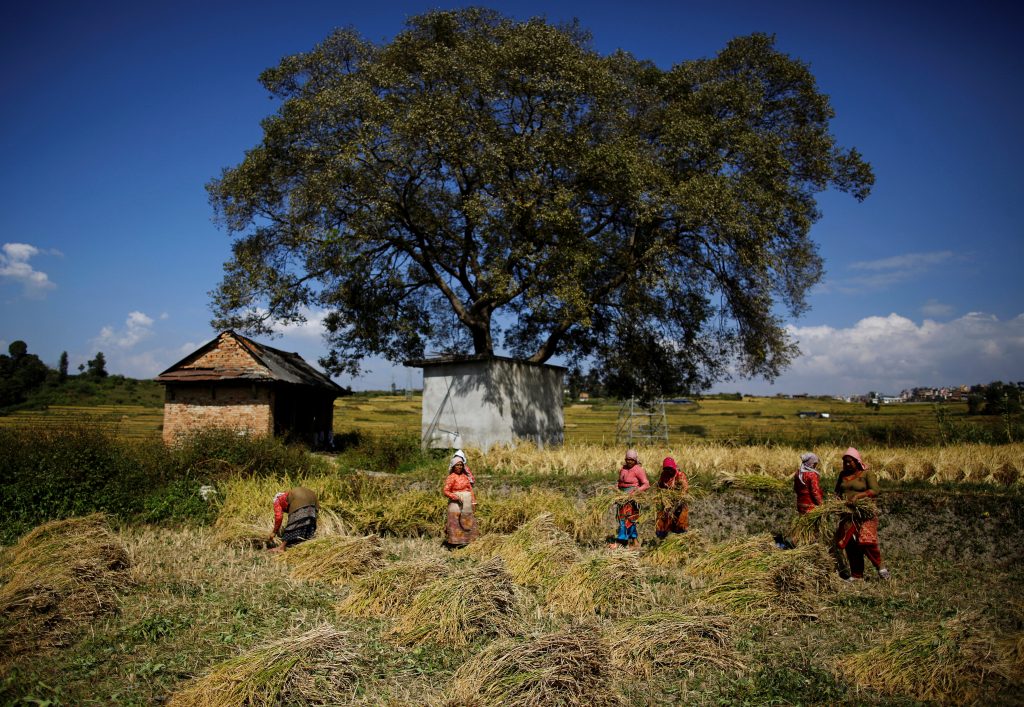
[156,331,344,445]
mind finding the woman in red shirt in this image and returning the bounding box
[443,454,478,547]
[793,452,823,515]
[655,456,689,538]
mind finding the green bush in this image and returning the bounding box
[0,426,331,543]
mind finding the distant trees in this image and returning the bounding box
[58,351,69,382]
[967,381,1022,416]
[0,341,50,406]
[86,352,108,378]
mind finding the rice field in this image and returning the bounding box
[3,461,1023,705]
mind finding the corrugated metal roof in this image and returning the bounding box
[156,331,343,392]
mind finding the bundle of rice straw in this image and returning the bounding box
[641,531,707,568]
[167,624,357,707]
[684,534,837,620]
[788,498,876,545]
[277,535,384,585]
[577,490,632,543]
[389,557,524,646]
[714,474,788,492]
[546,552,652,619]
[336,557,448,618]
[445,624,624,707]
[609,611,743,679]
[464,513,581,589]
[479,490,578,535]
[838,611,1019,703]
[0,514,131,654]
[356,490,442,537]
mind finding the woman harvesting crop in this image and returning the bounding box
[444,454,478,547]
[834,447,890,580]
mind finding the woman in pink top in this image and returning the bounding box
[613,449,649,548]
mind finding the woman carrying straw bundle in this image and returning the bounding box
[612,449,650,549]
[268,487,319,552]
[655,456,689,539]
[834,447,891,580]
[793,452,823,514]
[444,454,479,547]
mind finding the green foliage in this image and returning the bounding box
[332,430,430,473]
[0,340,50,407]
[86,351,108,378]
[0,427,329,542]
[209,9,872,397]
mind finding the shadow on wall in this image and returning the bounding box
[446,359,564,448]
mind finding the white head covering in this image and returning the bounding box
[797,453,819,483]
[453,449,467,464]
[449,454,465,471]
[273,491,287,506]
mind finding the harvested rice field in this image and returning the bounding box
[3,457,1024,706]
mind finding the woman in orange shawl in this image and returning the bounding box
[834,447,890,580]
[655,456,689,538]
[443,454,478,547]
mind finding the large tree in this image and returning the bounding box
[209,9,872,394]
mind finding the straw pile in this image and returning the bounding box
[445,624,624,707]
[356,490,442,537]
[167,624,357,707]
[277,535,385,585]
[838,611,1019,703]
[609,611,743,679]
[789,498,877,545]
[479,489,578,535]
[546,552,652,619]
[336,557,448,618]
[0,514,131,654]
[642,531,707,567]
[714,474,788,492]
[464,513,581,589]
[577,490,631,543]
[685,534,837,620]
[389,557,524,646]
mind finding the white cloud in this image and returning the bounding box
[0,242,56,297]
[94,311,156,349]
[921,299,954,318]
[724,311,1024,396]
[849,250,955,272]
[828,250,959,293]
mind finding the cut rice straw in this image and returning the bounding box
[277,535,384,585]
[685,534,837,620]
[609,611,743,679]
[445,623,624,707]
[642,530,707,567]
[838,611,1019,703]
[0,514,131,655]
[547,552,653,619]
[389,556,524,646]
[464,513,581,589]
[789,498,877,545]
[167,623,358,707]
[336,557,448,618]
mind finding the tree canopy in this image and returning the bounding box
[209,9,872,394]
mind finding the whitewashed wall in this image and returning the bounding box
[416,358,564,450]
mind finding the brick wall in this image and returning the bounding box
[162,384,273,444]
[184,333,268,373]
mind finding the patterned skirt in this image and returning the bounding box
[446,491,479,546]
[281,505,318,546]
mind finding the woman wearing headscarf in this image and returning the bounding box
[793,452,823,514]
[443,454,478,547]
[612,449,650,548]
[452,448,475,486]
[655,456,689,538]
[834,447,890,580]
[267,486,319,551]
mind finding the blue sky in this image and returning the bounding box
[1,0,1021,396]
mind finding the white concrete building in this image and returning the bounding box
[405,355,566,450]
